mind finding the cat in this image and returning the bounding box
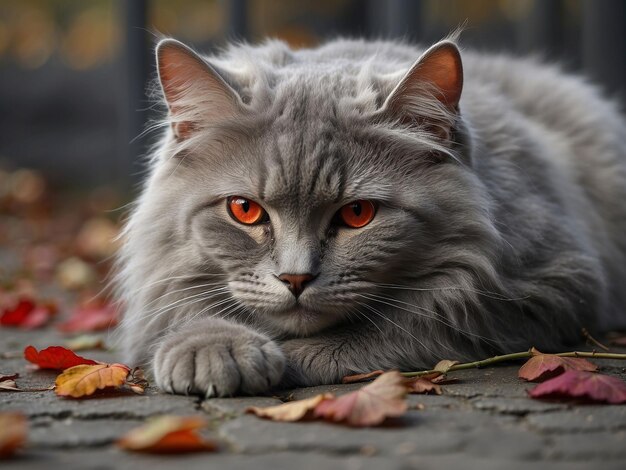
[116,35,626,397]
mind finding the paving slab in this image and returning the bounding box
[2,322,626,469]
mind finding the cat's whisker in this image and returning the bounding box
[359,292,498,345]
[144,287,230,320]
[351,308,385,336]
[353,300,441,357]
[142,282,228,309]
[374,282,529,302]
[122,273,225,297]
[141,291,231,330]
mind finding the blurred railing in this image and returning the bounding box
[1,0,624,186]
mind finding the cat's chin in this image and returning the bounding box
[261,306,343,337]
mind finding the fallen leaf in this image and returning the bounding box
[246,394,334,422]
[314,371,408,426]
[433,360,459,373]
[24,345,98,370]
[528,370,626,404]
[117,416,217,454]
[0,298,56,329]
[519,349,597,382]
[64,335,106,351]
[126,368,150,395]
[57,300,118,333]
[55,257,96,290]
[0,413,27,457]
[76,217,120,259]
[404,377,442,395]
[55,363,130,398]
[0,374,20,391]
[342,370,384,384]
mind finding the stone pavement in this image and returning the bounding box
[1,327,626,470]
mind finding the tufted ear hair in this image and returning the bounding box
[379,41,463,139]
[156,39,244,141]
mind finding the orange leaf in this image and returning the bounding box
[405,377,442,395]
[55,363,130,398]
[24,345,98,370]
[246,394,334,422]
[518,349,597,382]
[117,416,217,454]
[313,371,408,426]
[528,370,626,404]
[0,413,27,458]
[342,370,384,384]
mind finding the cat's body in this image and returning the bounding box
[118,38,626,396]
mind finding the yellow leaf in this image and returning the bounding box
[55,363,130,398]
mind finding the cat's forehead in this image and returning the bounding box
[248,72,398,212]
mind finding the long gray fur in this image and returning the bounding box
[116,37,626,397]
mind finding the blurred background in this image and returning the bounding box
[0,0,625,189]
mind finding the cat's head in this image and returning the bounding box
[145,38,471,336]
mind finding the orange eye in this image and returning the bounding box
[338,200,376,228]
[227,196,268,225]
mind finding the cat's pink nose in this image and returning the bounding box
[278,273,315,298]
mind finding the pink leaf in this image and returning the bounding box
[528,370,626,404]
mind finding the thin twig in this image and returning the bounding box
[401,349,626,378]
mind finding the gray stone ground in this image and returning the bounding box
[1,327,626,470]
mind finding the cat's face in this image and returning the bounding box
[180,116,434,336]
[152,39,464,336]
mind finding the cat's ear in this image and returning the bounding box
[156,39,243,140]
[380,41,463,138]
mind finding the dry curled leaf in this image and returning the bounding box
[246,394,334,422]
[126,368,150,395]
[0,413,27,458]
[0,373,20,391]
[528,370,626,404]
[433,360,459,373]
[55,363,130,398]
[518,348,597,382]
[117,416,217,454]
[314,371,408,426]
[342,370,384,384]
[404,376,442,395]
[24,345,98,370]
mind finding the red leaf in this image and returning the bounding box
[0,298,56,329]
[313,371,408,426]
[24,345,98,370]
[518,349,597,382]
[57,301,118,333]
[528,370,626,404]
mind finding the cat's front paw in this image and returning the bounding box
[153,321,285,397]
[280,338,351,387]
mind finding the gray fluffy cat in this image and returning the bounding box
[117,35,626,397]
